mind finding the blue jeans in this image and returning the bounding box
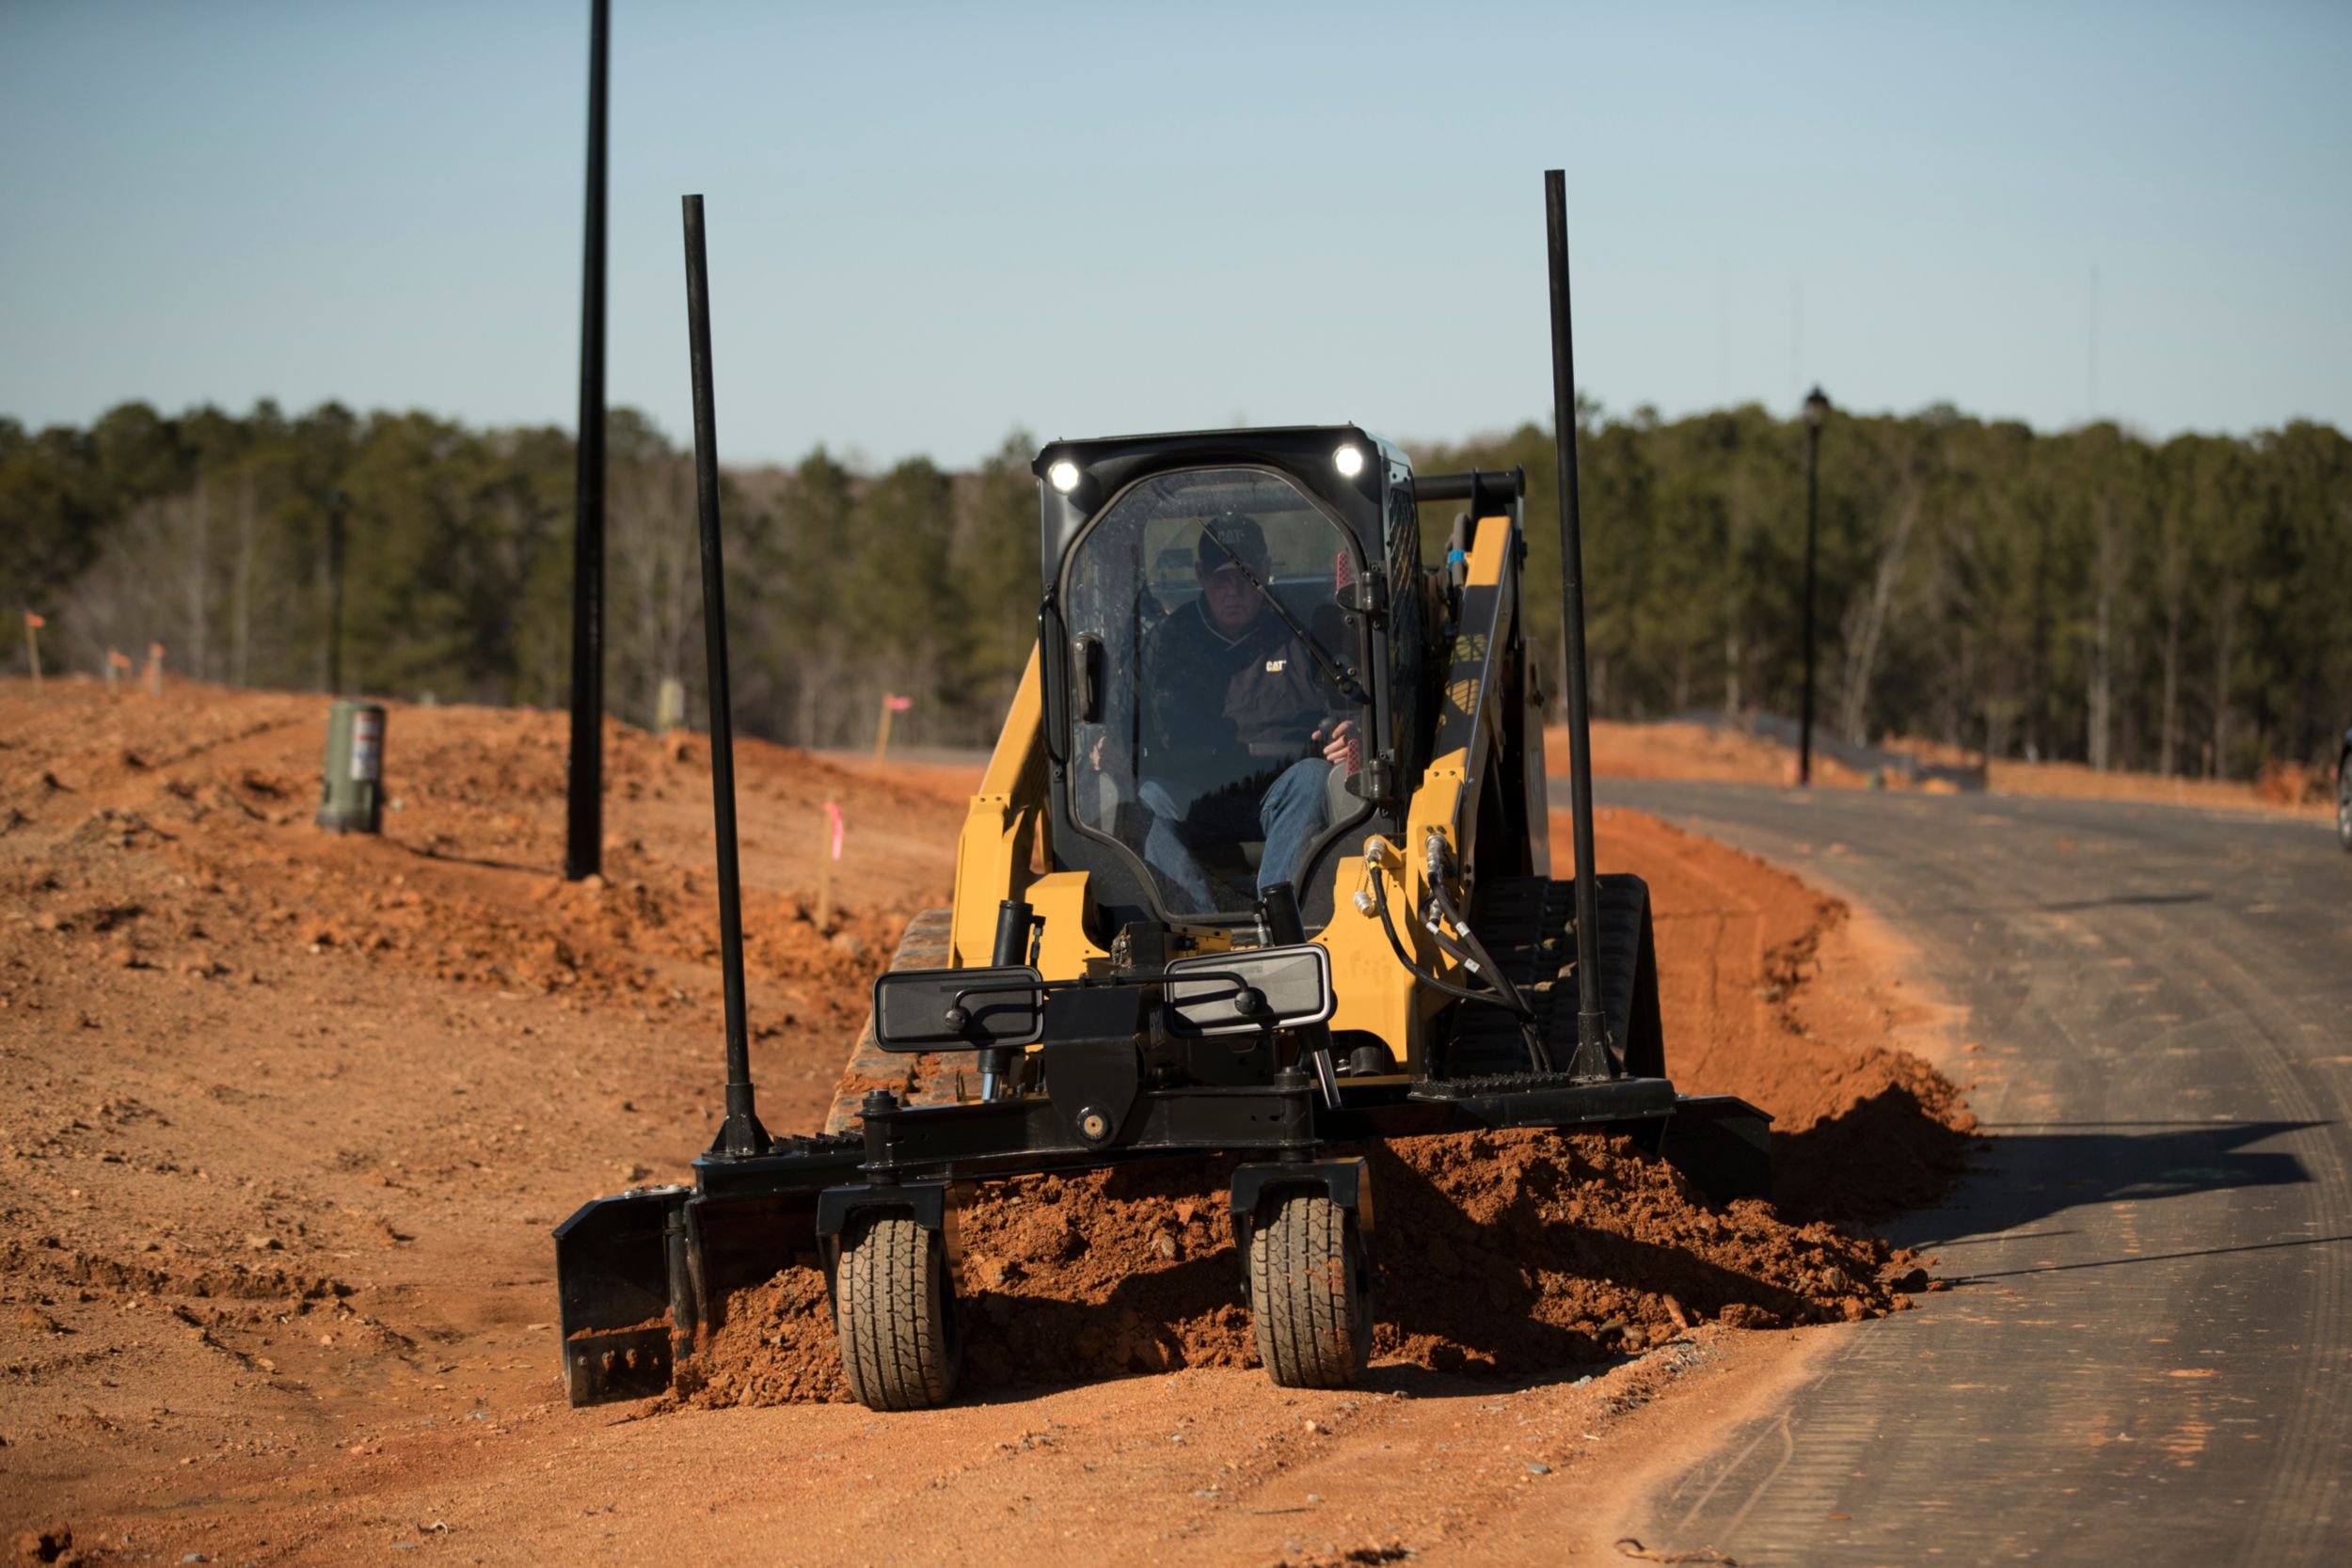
[1137,759,1331,912]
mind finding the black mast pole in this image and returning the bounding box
[681,195,767,1159]
[564,0,610,882]
[1543,169,1609,1072]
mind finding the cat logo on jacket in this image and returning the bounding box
[1264,659,1286,673]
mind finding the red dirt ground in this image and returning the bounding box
[0,678,1971,1566]
[1561,718,2336,817]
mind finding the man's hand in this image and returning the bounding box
[1312,718,1358,768]
[1088,732,1105,770]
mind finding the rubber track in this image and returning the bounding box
[1447,873,1659,1079]
[1248,1194,1367,1388]
[822,909,956,1134]
[834,1212,956,1410]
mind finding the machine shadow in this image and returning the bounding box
[1771,1081,1978,1226]
[958,1250,1245,1392]
[1888,1118,2323,1250]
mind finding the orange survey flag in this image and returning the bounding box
[107,649,132,669]
[23,611,43,629]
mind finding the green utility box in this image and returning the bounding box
[316,699,386,834]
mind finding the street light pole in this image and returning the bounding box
[1799,386,1829,787]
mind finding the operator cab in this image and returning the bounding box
[1036,427,1430,939]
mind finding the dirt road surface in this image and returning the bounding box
[1595,780,2352,1564]
[2,683,1968,1566]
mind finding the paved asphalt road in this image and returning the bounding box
[1577,781,2352,1565]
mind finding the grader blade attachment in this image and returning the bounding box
[553,1187,688,1406]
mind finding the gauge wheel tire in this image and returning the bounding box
[834,1211,961,1411]
[1249,1191,1373,1388]
[2337,755,2352,852]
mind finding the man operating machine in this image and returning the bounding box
[1088,506,1360,911]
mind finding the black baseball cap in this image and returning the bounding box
[1197,512,1268,572]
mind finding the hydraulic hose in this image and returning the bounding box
[1358,837,1551,1072]
[1420,832,1553,1072]
[1419,833,1534,1013]
[1362,861,1503,1012]
[1425,876,1533,1021]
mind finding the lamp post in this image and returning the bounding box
[1799,386,1829,786]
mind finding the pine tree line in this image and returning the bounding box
[1428,404,2351,777]
[5,399,2346,773]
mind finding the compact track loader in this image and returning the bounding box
[554,178,1769,1412]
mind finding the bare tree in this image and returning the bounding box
[186,476,211,681]
[230,469,257,688]
[1836,482,1922,745]
[2154,493,2189,777]
[2209,571,2238,776]
[2084,490,2122,772]
[60,490,205,674]
[609,448,698,727]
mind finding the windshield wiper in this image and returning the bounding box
[1199,523,1365,703]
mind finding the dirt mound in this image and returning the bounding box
[1556,720,1870,788]
[0,676,975,1541]
[2255,756,2331,807]
[680,1264,849,1405]
[686,800,1972,1405]
[689,1127,1922,1406]
[0,681,945,1041]
[1582,807,1978,1223]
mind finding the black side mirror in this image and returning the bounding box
[1075,635,1104,724]
[1163,944,1334,1037]
[873,965,1045,1053]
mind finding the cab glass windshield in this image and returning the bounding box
[1064,467,1367,916]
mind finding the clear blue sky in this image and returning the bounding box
[3,0,2346,467]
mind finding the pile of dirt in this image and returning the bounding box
[0,683,944,1040]
[2255,756,2332,808]
[688,799,1974,1405]
[1556,721,1863,788]
[0,676,976,1537]
[1585,807,1979,1223]
[678,1265,847,1405]
[688,1127,1926,1406]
